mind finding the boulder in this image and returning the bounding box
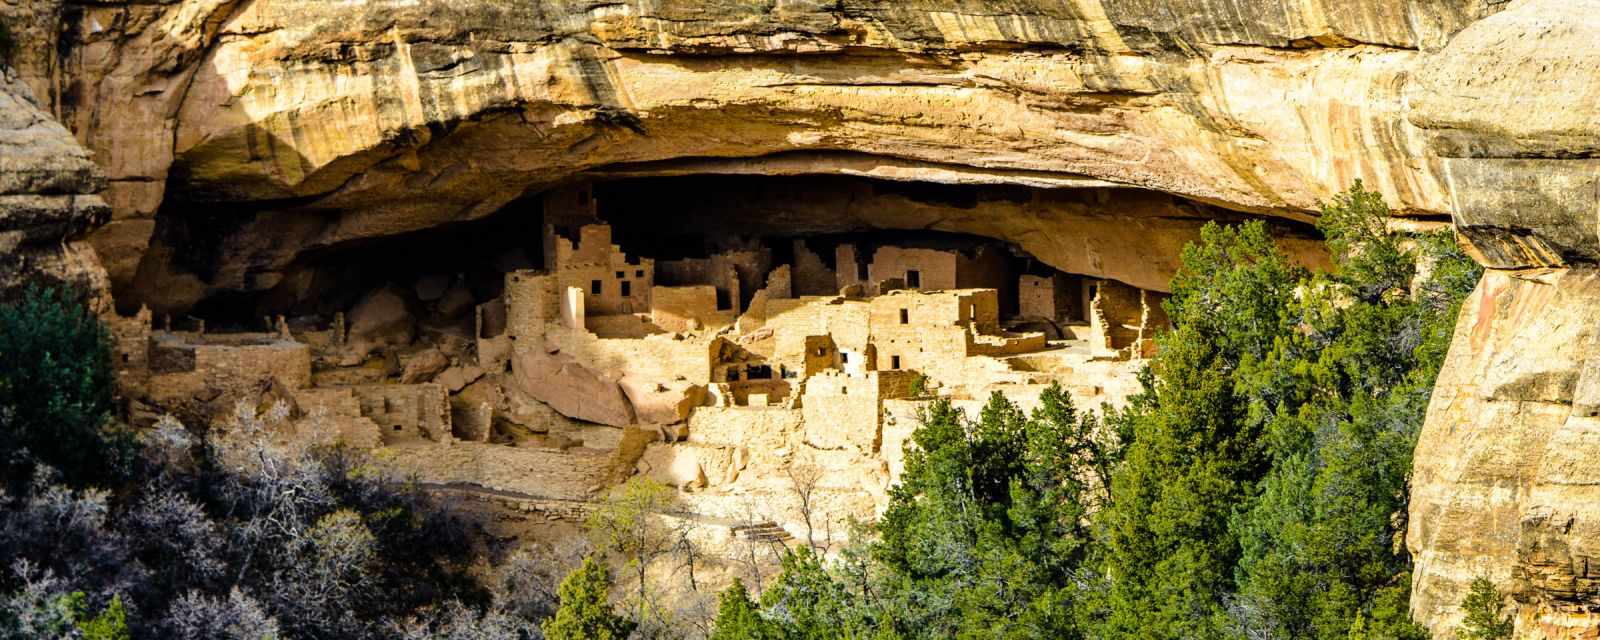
[347,286,415,356]
[620,377,706,425]
[435,283,477,319]
[510,343,633,427]
[399,348,450,383]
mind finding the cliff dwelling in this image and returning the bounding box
[94,172,1325,549]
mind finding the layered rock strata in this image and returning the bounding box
[0,71,110,308]
[14,0,1497,312]
[1405,1,1600,638]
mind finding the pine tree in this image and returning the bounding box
[1460,577,1514,640]
[0,286,133,487]
[710,578,774,640]
[541,557,635,640]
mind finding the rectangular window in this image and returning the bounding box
[899,309,909,324]
[890,355,901,370]
[616,271,625,279]
[841,353,850,364]
[621,281,632,296]
[591,280,602,295]
[857,262,868,280]
[636,269,644,278]
[906,270,921,288]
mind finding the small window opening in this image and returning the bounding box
[392,425,403,432]
[899,309,909,324]
[621,281,632,296]
[841,353,850,364]
[636,269,644,277]
[747,365,773,380]
[591,280,602,295]
[890,355,901,370]
[906,270,921,288]
[616,271,625,279]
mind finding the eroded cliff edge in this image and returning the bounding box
[1406,1,1600,637]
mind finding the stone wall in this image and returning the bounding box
[791,240,837,296]
[867,247,957,291]
[651,285,720,333]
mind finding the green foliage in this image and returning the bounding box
[907,374,930,398]
[731,386,1117,640]
[0,286,133,487]
[77,595,132,640]
[710,578,777,640]
[760,550,881,640]
[541,557,635,640]
[1096,219,1304,639]
[1459,577,1513,640]
[0,588,129,640]
[1088,181,1478,639]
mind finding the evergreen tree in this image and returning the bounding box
[1228,181,1473,640]
[1459,577,1513,640]
[541,557,634,640]
[1096,220,1303,639]
[0,286,133,487]
[710,578,776,640]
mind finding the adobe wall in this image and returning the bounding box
[764,296,873,357]
[791,240,837,296]
[1017,272,1068,320]
[801,370,919,453]
[290,387,387,449]
[800,334,839,377]
[659,257,741,312]
[541,183,598,244]
[867,246,958,290]
[109,306,152,390]
[504,271,559,341]
[835,244,868,290]
[549,224,654,315]
[868,289,999,334]
[353,383,453,444]
[1089,279,1144,354]
[955,246,1014,313]
[146,334,313,405]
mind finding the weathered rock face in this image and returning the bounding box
[0,70,110,309]
[1405,1,1600,637]
[14,0,1500,312]
[20,0,1600,636]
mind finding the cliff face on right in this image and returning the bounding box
[1406,1,1600,636]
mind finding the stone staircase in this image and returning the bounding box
[731,521,794,544]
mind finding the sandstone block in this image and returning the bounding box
[620,376,706,425]
[511,344,634,427]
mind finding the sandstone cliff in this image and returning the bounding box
[1406,1,1600,637]
[11,0,1600,637]
[11,0,1497,312]
[0,69,110,309]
